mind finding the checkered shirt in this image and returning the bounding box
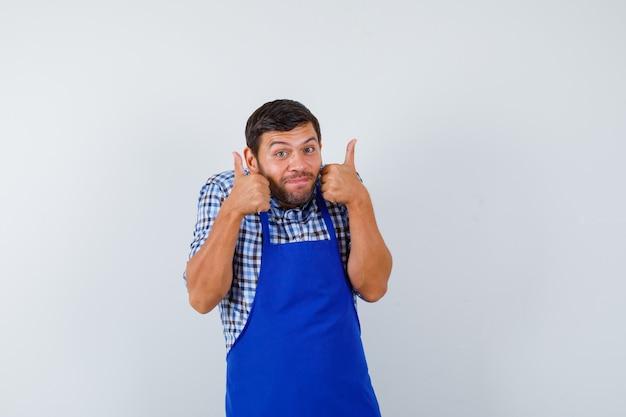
[186,169,353,352]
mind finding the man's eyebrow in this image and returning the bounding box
[268,137,318,148]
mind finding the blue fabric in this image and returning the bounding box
[225,186,381,417]
[185,170,353,351]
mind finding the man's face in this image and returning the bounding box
[245,122,322,209]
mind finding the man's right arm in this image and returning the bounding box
[185,201,246,314]
[185,152,270,314]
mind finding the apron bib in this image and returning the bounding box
[225,186,381,417]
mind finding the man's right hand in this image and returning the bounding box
[228,152,271,215]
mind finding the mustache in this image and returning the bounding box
[282,172,316,182]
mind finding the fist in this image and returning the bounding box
[320,139,364,204]
[229,152,271,214]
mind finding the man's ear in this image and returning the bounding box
[243,147,259,173]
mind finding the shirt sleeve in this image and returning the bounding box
[183,173,232,282]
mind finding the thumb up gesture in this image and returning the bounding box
[320,139,365,205]
[228,152,271,215]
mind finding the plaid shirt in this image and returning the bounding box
[186,169,353,351]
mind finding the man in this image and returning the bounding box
[185,99,392,417]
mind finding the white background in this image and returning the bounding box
[1,1,625,416]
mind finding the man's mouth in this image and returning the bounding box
[283,174,314,185]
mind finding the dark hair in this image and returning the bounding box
[245,99,321,155]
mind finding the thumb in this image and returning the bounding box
[343,139,357,168]
[232,152,245,177]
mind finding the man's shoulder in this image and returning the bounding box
[207,170,235,184]
[196,170,236,202]
[203,170,236,191]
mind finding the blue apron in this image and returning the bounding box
[225,186,381,417]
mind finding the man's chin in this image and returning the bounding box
[275,189,315,208]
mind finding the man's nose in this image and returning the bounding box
[288,151,306,170]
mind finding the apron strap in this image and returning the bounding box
[315,184,338,242]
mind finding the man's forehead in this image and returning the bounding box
[262,124,319,147]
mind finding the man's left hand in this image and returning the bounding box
[320,139,366,206]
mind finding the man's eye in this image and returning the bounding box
[276,151,287,158]
[304,147,314,153]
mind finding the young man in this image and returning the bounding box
[185,99,392,417]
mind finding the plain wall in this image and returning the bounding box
[1,1,625,416]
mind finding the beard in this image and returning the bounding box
[269,179,315,207]
[262,170,317,208]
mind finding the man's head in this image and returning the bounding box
[243,99,323,209]
[245,99,321,156]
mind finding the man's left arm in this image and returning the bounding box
[321,139,392,302]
